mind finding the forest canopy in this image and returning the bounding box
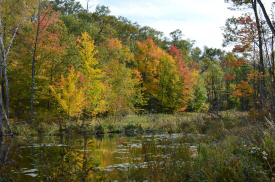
[0,0,274,135]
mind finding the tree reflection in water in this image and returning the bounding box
[32,134,106,181]
[0,135,108,181]
[0,137,15,181]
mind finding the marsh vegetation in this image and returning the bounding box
[0,112,273,181]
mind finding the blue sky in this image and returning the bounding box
[78,0,274,51]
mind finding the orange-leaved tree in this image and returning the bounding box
[135,39,190,112]
[169,45,197,111]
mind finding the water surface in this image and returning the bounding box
[0,133,188,181]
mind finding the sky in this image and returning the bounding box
[77,0,274,51]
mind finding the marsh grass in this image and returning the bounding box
[112,130,274,181]
[84,110,273,182]
[7,110,275,181]
[10,110,255,136]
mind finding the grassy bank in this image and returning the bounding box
[11,110,248,136]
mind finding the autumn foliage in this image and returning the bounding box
[49,66,87,118]
[3,0,274,126]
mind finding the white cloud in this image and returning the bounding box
[109,4,163,19]
[147,19,226,49]
[77,0,274,50]
[101,0,237,49]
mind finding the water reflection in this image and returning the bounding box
[0,137,11,169]
[0,137,12,181]
[0,133,186,181]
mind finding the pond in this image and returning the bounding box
[0,133,196,181]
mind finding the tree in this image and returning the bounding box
[135,39,193,112]
[9,2,72,122]
[224,0,275,123]
[225,0,275,36]
[53,0,83,15]
[135,26,168,50]
[169,45,197,111]
[98,38,144,118]
[114,16,139,47]
[0,0,37,135]
[170,29,183,46]
[49,66,86,118]
[169,29,195,56]
[91,5,118,44]
[77,32,105,116]
[188,74,207,112]
[203,60,226,110]
[222,52,252,109]
[31,0,42,122]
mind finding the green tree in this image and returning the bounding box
[53,0,83,15]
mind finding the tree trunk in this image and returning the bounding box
[272,36,275,89]
[2,110,11,134]
[272,36,275,115]
[0,138,12,169]
[0,26,18,119]
[2,53,8,118]
[256,0,275,37]
[0,87,3,136]
[0,0,18,135]
[251,0,266,100]
[31,0,41,122]
[0,0,4,136]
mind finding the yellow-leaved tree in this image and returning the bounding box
[78,32,105,115]
[49,66,87,118]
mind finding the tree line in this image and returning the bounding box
[0,0,274,135]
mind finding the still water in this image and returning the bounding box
[0,133,188,181]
